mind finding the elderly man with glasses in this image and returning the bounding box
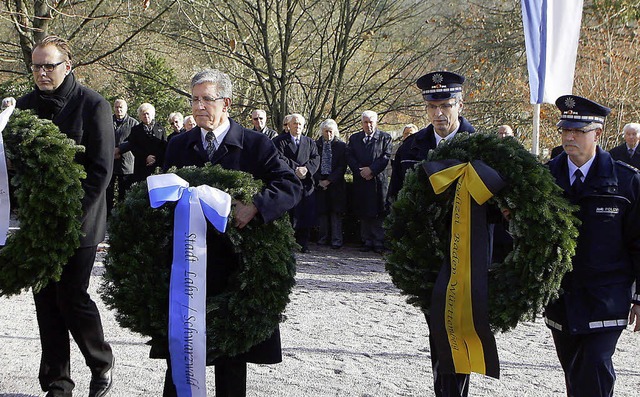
[388,71,475,202]
[162,69,301,397]
[545,95,640,397]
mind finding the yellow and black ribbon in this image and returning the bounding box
[424,159,505,379]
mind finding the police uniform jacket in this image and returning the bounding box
[17,73,114,248]
[346,129,392,218]
[545,147,640,334]
[272,133,320,197]
[388,116,475,200]
[314,137,347,214]
[113,114,138,175]
[161,119,302,364]
[119,122,166,183]
[609,143,640,170]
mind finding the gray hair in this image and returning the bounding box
[289,113,306,125]
[168,112,183,123]
[362,110,378,121]
[623,123,640,135]
[137,103,155,119]
[319,118,338,133]
[190,69,233,99]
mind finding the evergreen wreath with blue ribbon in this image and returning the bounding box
[101,164,297,360]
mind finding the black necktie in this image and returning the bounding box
[629,148,634,158]
[572,169,584,195]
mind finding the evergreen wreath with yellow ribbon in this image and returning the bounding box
[385,133,579,332]
[0,109,85,296]
[100,164,297,361]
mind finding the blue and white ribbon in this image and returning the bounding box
[147,173,231,397]
[0,105,14,245]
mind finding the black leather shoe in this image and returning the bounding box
[89,359,114,397]
[359,245,372,252]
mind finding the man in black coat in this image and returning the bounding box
[16,35,114,397]
[107,98,138,215]
[545,95,640,397]
[162,69,302,397]
[388,71,475,202]
[346,110,392,253]
[609,122,640,169]
[314,119,347,249]
[116,102,167,186]
[273,113,320,252]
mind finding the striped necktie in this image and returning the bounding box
[205,131,217,160]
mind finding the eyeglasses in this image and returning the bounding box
[426,101,458,111]
[30,61,66,73]
[558,127,599,135]
[190,96,224,106]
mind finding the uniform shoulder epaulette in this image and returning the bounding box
[614,160,640,173]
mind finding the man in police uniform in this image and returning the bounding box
[388,71,475,201]
[545,95,640,397]
[389,71,475,397]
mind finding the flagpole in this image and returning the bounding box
[532,103,540,156]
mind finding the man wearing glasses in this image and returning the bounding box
[388,71,475,201]
[250,109,278,139]
[15,36,114,397]
[162,69,301,396]
[545,95,640,397]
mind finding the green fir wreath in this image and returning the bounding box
[0,109,85,296]
[100,164,297,361]
[385,133,579,332]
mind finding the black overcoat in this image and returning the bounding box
[272,133,320,197]
[545,148,640,334]
[17,74,114,247]
[609,143,640,170]
[119,122,166,183]
[346,129,392,217]
[162,119,302,364]
[314,137,347,214]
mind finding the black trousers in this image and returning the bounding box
[106,173,132,216]
[34,245,113,395]
[551,328,622,397]
[425,314,470,397]
[164,358,247,397]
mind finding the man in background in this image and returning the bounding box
[251,109,278,139]
[108,98,138,215]
[609,122,640,169]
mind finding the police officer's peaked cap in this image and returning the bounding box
[417,71,465,101]
[555,95,611,129]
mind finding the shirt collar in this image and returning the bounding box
[434,126,460,146]
[567,154,596,183]
[200,119,231,148]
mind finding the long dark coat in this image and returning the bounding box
[609,143,640,169]
[314,137,347,214]
[273,133,319,228]
[17,74,114,247]
[388,116,475,200]
[162,119,302,364]
[113,114,139,175]
[119,122,166,183]
[346,129,392,218]
[545,148,640,334]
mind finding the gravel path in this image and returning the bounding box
[0,243,638,396]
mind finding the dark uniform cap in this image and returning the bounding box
[417,71,465,101]
[555,95,611,129]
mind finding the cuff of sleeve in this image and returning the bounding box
[633,293,640,305]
